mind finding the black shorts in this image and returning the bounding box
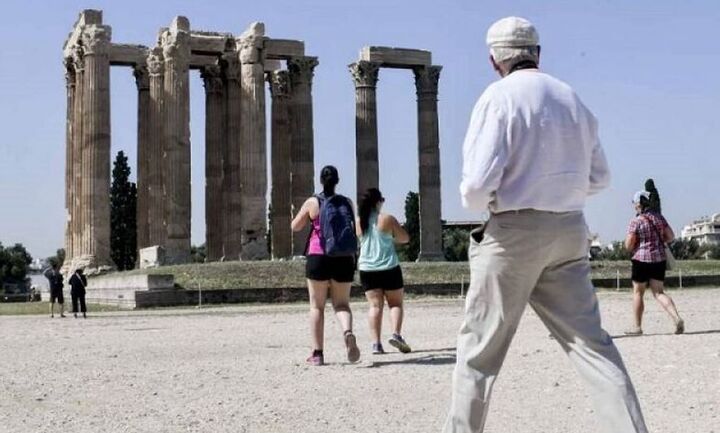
[50,290,64,304]
[360,266,404,291]
[305,255,356,283]
[631,260,666,283]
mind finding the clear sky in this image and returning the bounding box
[1,0,718,259]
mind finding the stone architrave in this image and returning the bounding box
[146,47,166,248]
[413,65,443,261]
[161,17,192,265]
[133,63,150,251]
[78,24,114,271]
[288,56,318,257]
[238,24,269,260]
[64,59,76,261]
[222,50,243,260]
[349,61,380,203]
[267,70,292,259]
[201,63,226,262]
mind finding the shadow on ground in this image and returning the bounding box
[365,347,456,368]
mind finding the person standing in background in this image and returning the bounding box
[69,268,88,319]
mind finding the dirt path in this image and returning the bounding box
[1,289,718,433]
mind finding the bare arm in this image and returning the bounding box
[625,233,637,252]
[663,226,675,244]
[391,216,410,244]
[291,198,314,232]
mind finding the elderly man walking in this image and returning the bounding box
[444,17,648,433]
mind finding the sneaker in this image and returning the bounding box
[624,327,643,336]
[372,343,385,355]
[306,352,324,366]
[675,319,685,335]
[344,332,361,363]
[388,334,412,353]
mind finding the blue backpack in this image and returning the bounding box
[315,193,358,256]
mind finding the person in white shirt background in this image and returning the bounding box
[443,17,649,433]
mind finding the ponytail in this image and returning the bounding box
[358,188,384,233]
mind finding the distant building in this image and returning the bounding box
[681,213,720,246]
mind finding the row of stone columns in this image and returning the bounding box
[349,61,444,261]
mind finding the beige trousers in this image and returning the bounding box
[443,210,648,433]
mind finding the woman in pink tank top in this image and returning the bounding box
[291,166,360,366]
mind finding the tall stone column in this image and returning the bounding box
[414,65,443,261]
[79,25,113,271]
[71,46,85,265]
[349,61,380,203]
[238,24,269,260]
[134,63,150,251]
[63,59,76,262]
[267,70,292,259]
[288,56,319,257]
[222,52,243,260]
[161,17,192,264]
[201,64,226,262]
[146,47,166,248]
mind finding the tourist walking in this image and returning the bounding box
[444,17,649,433]
[68,268,88,319]
[43,263,65,318]
[356,188,411,355]
[624,190,684,335]
[291,165,360,366]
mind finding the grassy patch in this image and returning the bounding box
[0,302,120,316]
[102,260,720,290]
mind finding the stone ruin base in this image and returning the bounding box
[84,274,176,309]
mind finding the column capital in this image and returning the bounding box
[147,48,164,77]
[349,61,380,88]
[237,22,265,64]
[287,56,319,87]
[221,52,241,81]
[266,70,291,98]
[201,63,224,94]
[64,57,76,88]
[133,64,150,91]
[80,25,111,56]
[413,65,442,96]
[160,27,190,71]
[71,45,85,72]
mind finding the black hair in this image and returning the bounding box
[358,188,384,233]
[644,178,662,213]
[320,165,339,196]
[638,194,651,212]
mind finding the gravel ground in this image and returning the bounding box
[1,289,718,433]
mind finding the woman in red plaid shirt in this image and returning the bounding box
[624,190,684,335]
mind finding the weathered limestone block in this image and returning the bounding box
[265,39,304,59]
[85,273,175,309]
[139,246,166,269]
[360,46,431,68]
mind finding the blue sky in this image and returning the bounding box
[1,0,718,259]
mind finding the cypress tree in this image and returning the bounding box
[110,151,137,270]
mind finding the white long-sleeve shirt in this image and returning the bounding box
[460,70,610,213]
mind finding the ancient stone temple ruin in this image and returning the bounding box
[62,10,318,271]
[349,47,444,260]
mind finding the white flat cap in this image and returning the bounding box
[486,16,539,48]
[633,190,650,204]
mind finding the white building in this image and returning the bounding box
[681,213,720,246]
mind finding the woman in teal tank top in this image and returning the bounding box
[357,188,412,354]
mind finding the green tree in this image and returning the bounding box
[191,244,207,263]
[443,228,470,261]
[398,191,420,261]
[669,238,700,260]
[110,151,137,270]
[0,242,33,283]
[597,241,632,261]
[46,248,66,268]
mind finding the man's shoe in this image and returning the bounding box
[388,334,412,353]
[344,332,360,363]
[60,314,66,318]
[675,319,685,335]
